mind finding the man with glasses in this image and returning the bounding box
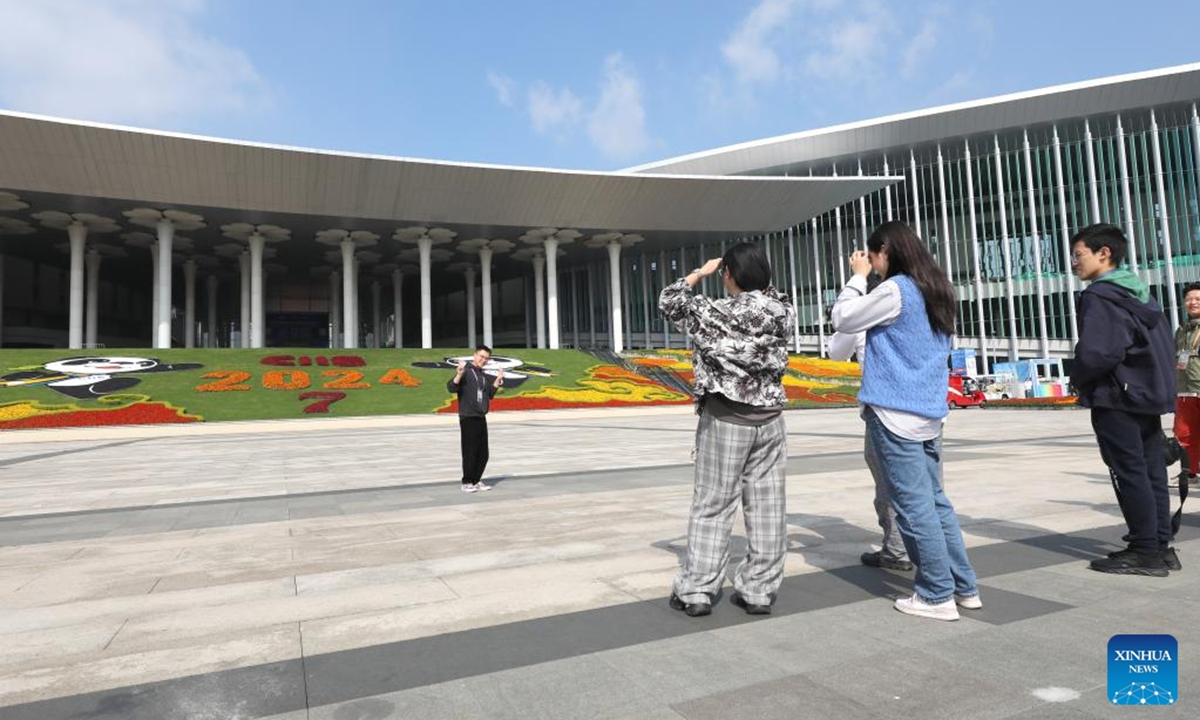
[449,344,505,493]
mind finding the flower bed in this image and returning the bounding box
[987,396,1079,408]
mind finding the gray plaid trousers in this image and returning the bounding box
[673,411,788,605]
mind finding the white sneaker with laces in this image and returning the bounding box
[474,482,492,491]
[894,592,960,621]
[955,593,983,610]
[462,484,478,493]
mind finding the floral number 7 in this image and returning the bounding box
[299,391,347,414]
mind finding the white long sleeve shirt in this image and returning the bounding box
[830,274,942,442]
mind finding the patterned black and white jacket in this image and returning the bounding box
[659,277,794,409]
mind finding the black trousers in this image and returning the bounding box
[460,416,489,485]
[1091,407,1171,554]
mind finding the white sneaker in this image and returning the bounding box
[955,593,983,610]
[894,592,960,621]
[474,482,492,491]
[461,484,478,493]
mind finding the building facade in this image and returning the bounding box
[3,64,1200,366]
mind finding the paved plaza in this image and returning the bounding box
[0,405,1197,719]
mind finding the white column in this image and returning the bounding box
[329,270,341,348]
[1023,131,1050,358]
[831,169,846,288]
[544,238,560,349]
[811,219,826,357]
[155,220,173,349]
[679,246,691,349]
[0,253,4,348]
[1150,110,1180,329]
[993,136,1020,362]
[392,269,403,348]
[1084,120,1101,224]
[1052,127,1079,345]
[1116,116,1138,271]
[964,142,990,369]
[67,222,87,349]
[640,253,651,349]
[532,255,546,348]
[480,247,494,348]
[628,259,638,350]
[249,233,265,348]
[418,236,433,348]
[571,268,581,348]
[659,250,669,349]
[206,275,218,348]
[883,156,894,221]
[936,146,953,281]
[606,241,624,353]
[590,261,599,348]
[465,265,477,348]
[787,225,800,352]
[184,259,197,348]
[239,250,250,348]
[371,280,381,348]
[909,151,922,236]
[340,238,356,349]
[858,160,869,249]
[150,242,160,346]
[85,248,100,348]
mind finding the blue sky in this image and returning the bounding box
[1,0,1198,171]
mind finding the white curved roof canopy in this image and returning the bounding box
[0,111,894,236]
[626,63,1200,177]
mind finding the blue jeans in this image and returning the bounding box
[864,407,977,603]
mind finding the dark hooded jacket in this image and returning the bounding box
[1072,271,1175,414]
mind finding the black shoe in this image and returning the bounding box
[730,591,772,615]
[860,550,914,571]
[1090,551,1169,577]
[669,592,712,617]
[1164,547,1182,572]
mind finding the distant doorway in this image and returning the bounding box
[267,312,330,348]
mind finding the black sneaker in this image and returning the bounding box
[669,592,712,617]
[731,591,772,615]
[1164,547,1182,572]
[1090,551,1169,577]
[860,550,914,571]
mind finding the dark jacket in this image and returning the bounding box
[1073,280,1175,414]
[447,365,497,417]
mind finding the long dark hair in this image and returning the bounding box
[866,221,956,336]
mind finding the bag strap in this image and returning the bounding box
[1172,443,1189,538]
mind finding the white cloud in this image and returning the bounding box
[486,70,516,107]
[0,0,268,125]
[800,3,891,83]
[902,16,939,80]
[587,54,650,162]
[721,0,797,85]
[527,82,585,135]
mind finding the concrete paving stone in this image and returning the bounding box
[0,659,307,720]
[111,577,457,651]
[1072,683,1194,719]
[0,623,302,707]
[597,627,815,704]
[0,619,127,673]
[997,702,1107,720]
[0,577,296,636]
[803,645,1046,720]
[671,672,886,720]
[300,579,638,656]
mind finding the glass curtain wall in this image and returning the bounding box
[779,103,1200,369]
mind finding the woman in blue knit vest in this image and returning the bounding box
[831,221,980,621]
